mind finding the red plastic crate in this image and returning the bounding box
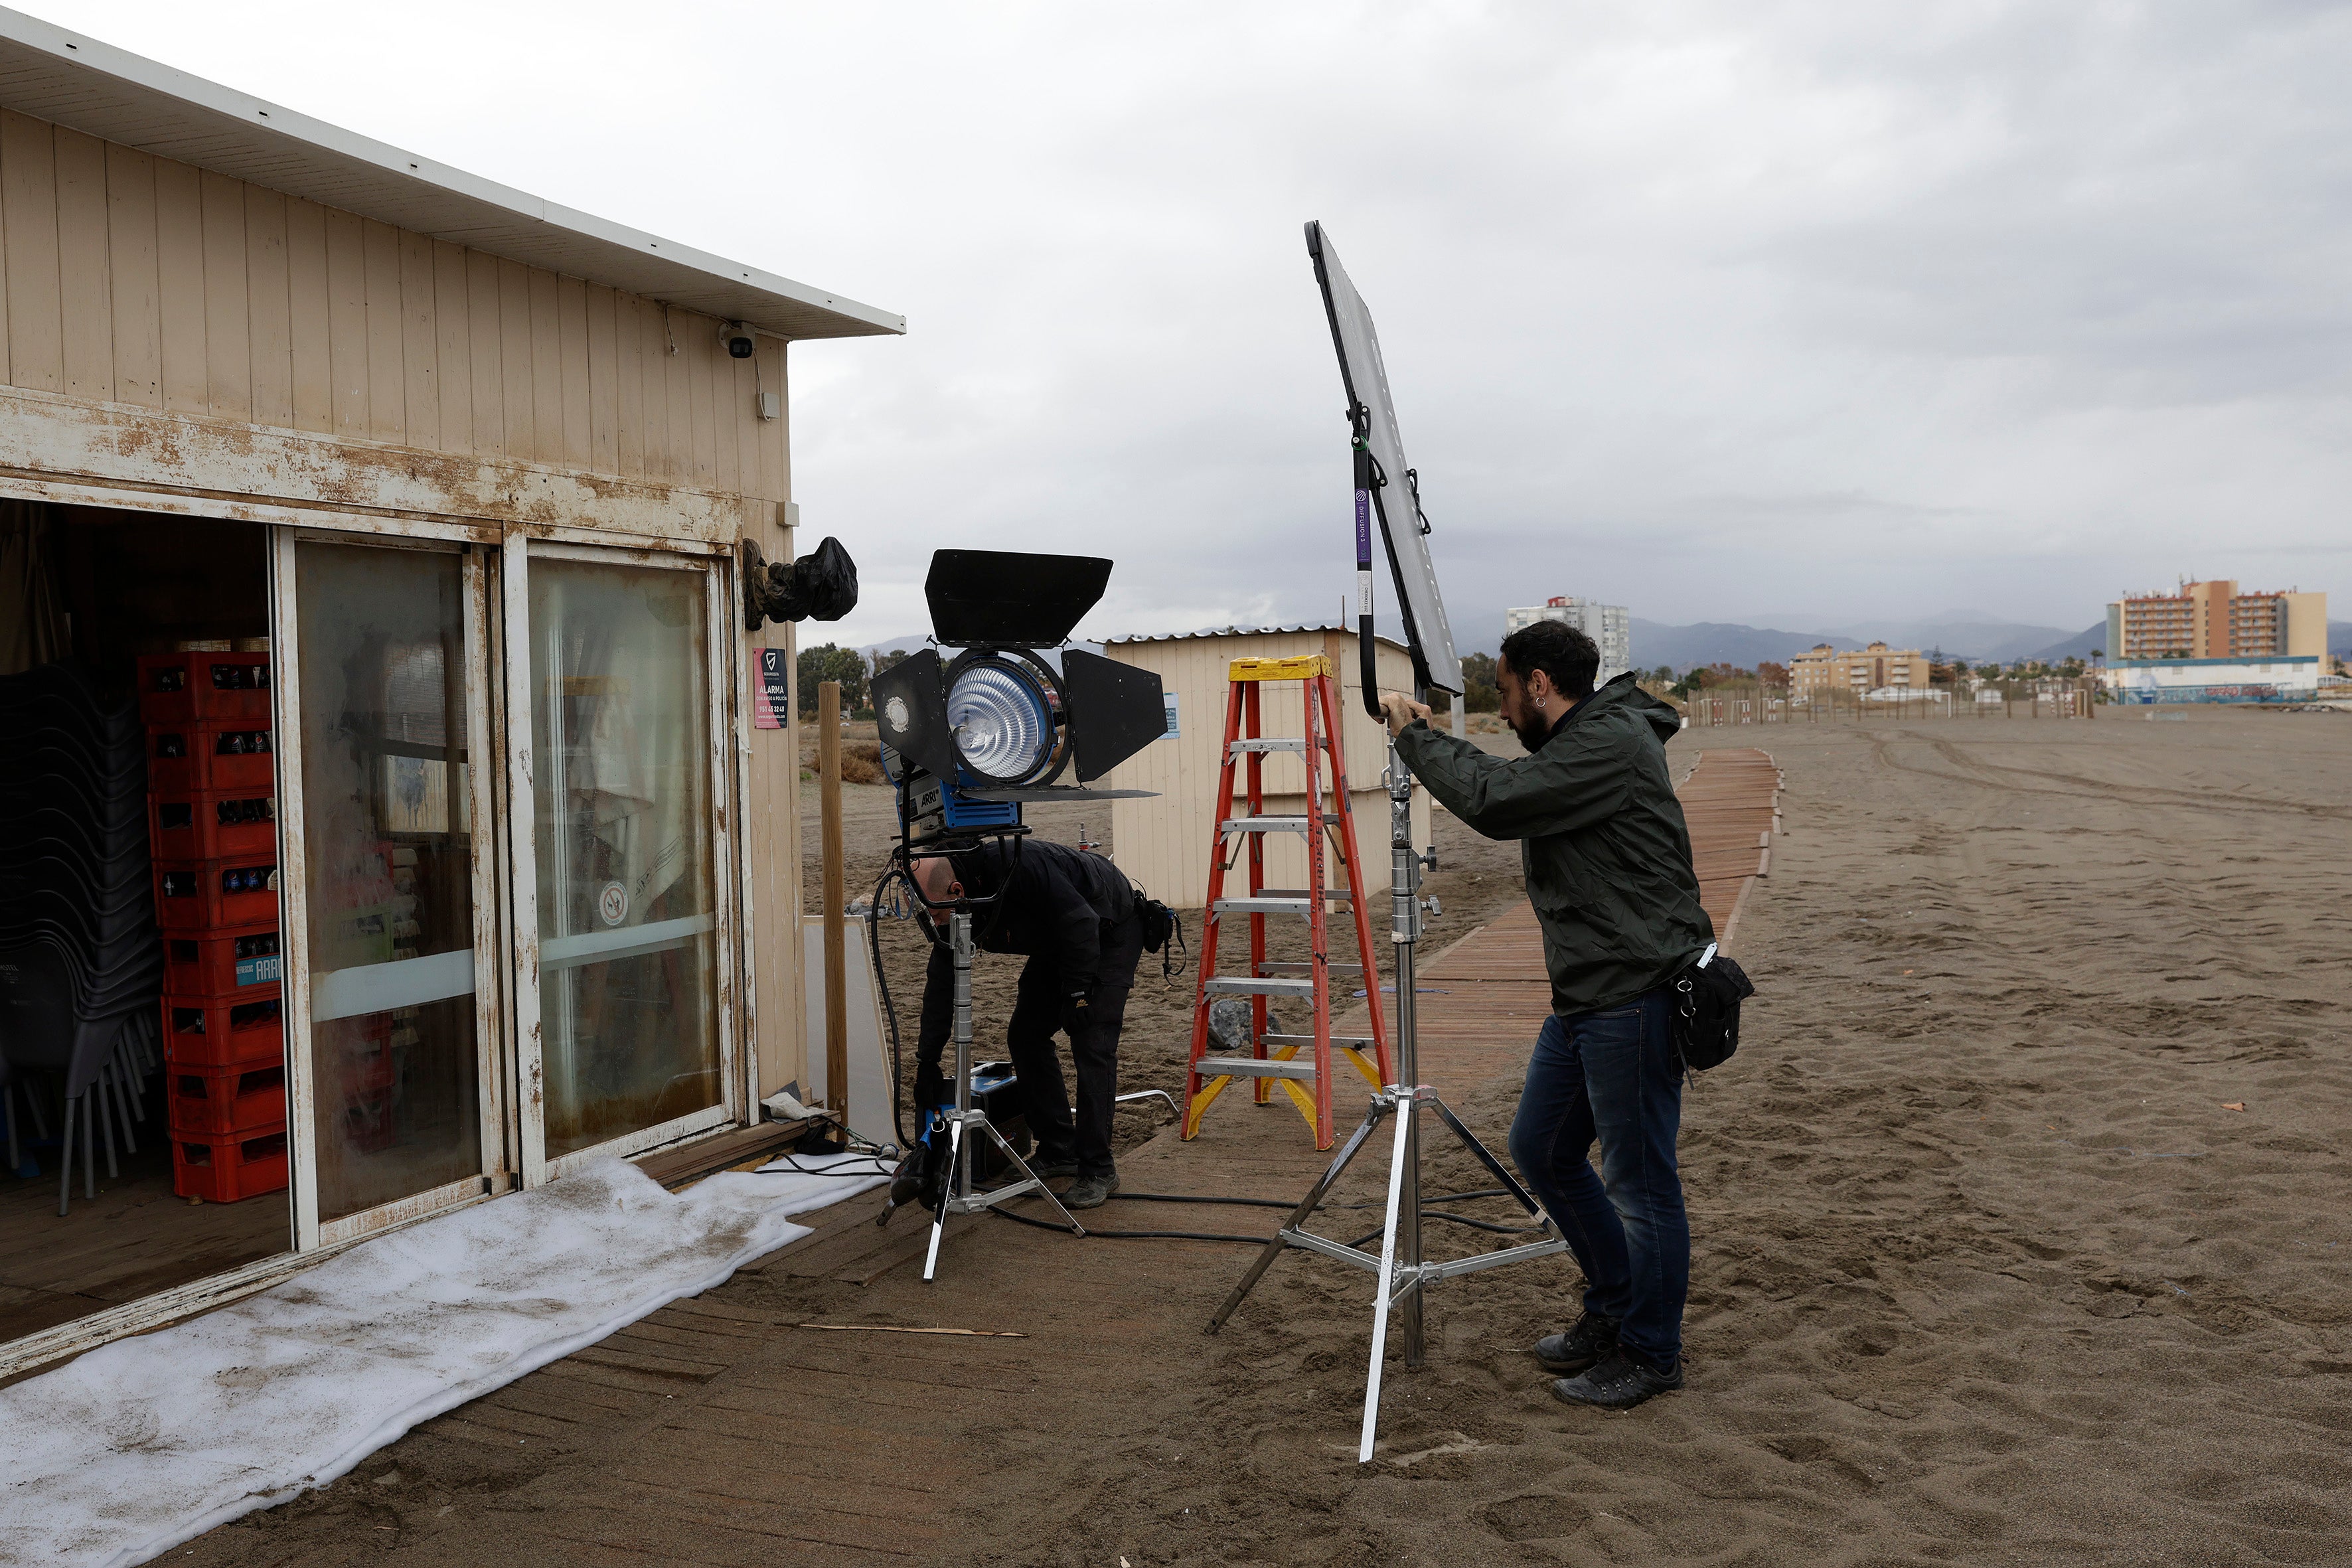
[168,1063,287,1137]
[154,853,279,931]
[161,993,285,1069]
[149,790,279,860]
[147,720,275,793]
[172,1125,289,1203]
[135,652,272,724]
[163,927,281,998]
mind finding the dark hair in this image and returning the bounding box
[1499,619,1600,700]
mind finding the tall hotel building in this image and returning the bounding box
[2108,580,2323,661]
[2105,581,2328,703]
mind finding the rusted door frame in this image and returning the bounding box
[507,538,747,1188]
[272,526,509,1252]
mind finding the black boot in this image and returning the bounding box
[1550,1349,1684,1411]
[1063,1170,1121,1210]
[1531,1311,1618,1375]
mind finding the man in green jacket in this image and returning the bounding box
[1381,619,1712,1410]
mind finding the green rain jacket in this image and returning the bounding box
[1394,672,1713,1016]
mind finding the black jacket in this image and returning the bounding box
[1395,673,1713,1014]
[916,838,1137,1058]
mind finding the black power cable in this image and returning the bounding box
[865,863,915,1150]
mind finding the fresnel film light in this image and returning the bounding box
[872,550,1166,846]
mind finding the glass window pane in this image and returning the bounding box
[295,543,483,1222]
[529,558,720,1156]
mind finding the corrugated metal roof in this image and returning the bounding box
[0,7,902,343]
[1103,623,1407,651]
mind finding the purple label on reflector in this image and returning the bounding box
[1355,488,1372,566]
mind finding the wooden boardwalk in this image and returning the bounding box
[181,743,1785,1567]
[1678,745,1780,949]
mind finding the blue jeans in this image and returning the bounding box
[1508,990,1689,1371]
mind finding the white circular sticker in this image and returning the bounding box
[598,882,629,927]
[884,695,909,733]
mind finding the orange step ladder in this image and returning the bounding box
[1182,655,1391,1149]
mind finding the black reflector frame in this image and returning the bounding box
[872,649,958,783]
[1062,649,1167,783]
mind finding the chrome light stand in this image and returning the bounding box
[1206,732,1569,1462]
[921,905,1084,1281]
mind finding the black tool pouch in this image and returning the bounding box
[1135,896,1187,979]
[1668,948,1755,1073]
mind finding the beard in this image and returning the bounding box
[1512,707,1551,752]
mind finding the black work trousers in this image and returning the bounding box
[1008,913,1144,1178]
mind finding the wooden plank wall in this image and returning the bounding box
[1103,630,1430,907]
[0,108,787,503]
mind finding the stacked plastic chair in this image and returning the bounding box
[0,661,166,1214]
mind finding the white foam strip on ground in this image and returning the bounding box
[0,1154,887,1568]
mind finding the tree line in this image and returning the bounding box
[795,643,910,718]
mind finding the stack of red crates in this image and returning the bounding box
[139,649,289,1204]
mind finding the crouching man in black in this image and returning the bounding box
[911,838,1144,1210]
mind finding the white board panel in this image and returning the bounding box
[802,915,893,1147]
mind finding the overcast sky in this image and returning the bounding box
[39,1,2352,653]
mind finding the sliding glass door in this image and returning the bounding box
[274,528,742,1225]
[510,541,738,1180]
[275,534,507,1247]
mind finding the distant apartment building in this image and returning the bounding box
[1503,596,1630,682]
[2104,581,2328,704]
[1789,641,1930,697]
[2106,580,2325,662]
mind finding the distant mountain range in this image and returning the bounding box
[844,614,2348,673]
[1626,615,2089,670]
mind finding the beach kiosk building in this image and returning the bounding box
[1099,625,1430,909]
[0,12,899,1377]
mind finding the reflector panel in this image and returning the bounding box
[1306,221,1462,695]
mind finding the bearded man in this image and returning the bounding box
[1379,619,1713,1410]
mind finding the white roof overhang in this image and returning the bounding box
[0,6,902,342]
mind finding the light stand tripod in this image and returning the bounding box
[1206,733,1568,1462]
[922,906,1084,1281]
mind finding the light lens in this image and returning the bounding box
[947,661,1054,782]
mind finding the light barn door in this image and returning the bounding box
[504,539,738,1184]
[273,532,507,1249]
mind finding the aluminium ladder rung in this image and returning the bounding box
[1212,897,1314,914]
[1221,816,1312,834]
[1200,977,1316,997]
[1258,887,1352,904]
[1261,1032,1377,1049]
[1194,1055,1322,1081]
[1227,738,1312,753]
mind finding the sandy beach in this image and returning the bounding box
[171,708,2352,1566]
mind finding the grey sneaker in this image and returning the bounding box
[1030,1154,1081,1180]
[1551,1350,1684,1411]
[1532,1312,1618,1375]
[1062,1172,1121,1210]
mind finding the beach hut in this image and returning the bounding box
[0,12,898,1377]
[1097,625,1431,908]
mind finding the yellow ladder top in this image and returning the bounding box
[1229,654,1332,682]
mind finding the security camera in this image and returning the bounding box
[719,321,757,359]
